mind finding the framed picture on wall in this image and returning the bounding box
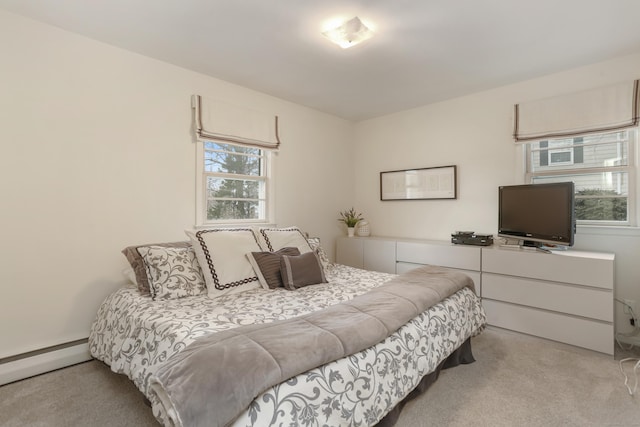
[380,165,457,201]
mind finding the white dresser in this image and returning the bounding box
[335,236,397,274]
[336,237,481,294]
[395,240,481,295]
[481,246,615,355]
[336,236,615,354]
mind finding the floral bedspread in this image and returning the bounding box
[89,264,486,426]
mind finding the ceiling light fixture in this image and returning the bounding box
[321,16,374,49]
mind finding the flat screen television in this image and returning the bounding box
[498,182,575,248]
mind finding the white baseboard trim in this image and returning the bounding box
[0,342,92,386]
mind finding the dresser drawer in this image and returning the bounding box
[483,300,613,355]
[396,241,480,271]
[397,262,481,295]
[482,273,612,322]
[482,247,614,289]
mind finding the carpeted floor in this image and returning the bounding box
[396,328,640,427]
[1,328,639,427]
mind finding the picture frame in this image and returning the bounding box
[380,165,457,201]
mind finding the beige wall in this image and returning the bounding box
[0,10,354,358]
[3,7,639,358]
[353,52,640,333]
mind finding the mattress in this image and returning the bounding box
[89,263,486,426]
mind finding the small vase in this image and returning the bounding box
[356,221,370,237]
[347,227,355,237]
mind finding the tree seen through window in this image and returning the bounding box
[204,142,265,221]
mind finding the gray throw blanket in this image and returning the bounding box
[149,266,475,427]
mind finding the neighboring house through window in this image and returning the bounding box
[526,130,636,225]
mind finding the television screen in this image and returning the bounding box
[498,182,575,247]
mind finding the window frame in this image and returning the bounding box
[525,129,637,227]
[195,140,274,226]
[548,146,574,166]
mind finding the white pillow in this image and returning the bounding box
[256,226,313,254]
[186,228,262,298]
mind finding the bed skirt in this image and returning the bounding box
[376,338,475,427]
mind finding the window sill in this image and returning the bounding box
[193,222,276,230]
[577,224,640,237]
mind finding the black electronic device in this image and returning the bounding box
[498,182,575,248]
[451,231,494,246]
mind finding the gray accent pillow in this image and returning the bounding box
[280,251,327,290]
[121,241,191,295]
[247,247,301,289]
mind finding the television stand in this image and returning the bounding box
[519,240,556,253]
[520,240,539,248]
[501,239,570,252]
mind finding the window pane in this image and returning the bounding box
[574,193,627,222]
[532,172,628,222]
[207,177,261,199]
[207,200,260,220]
[204,141,260,156]
[530,131,628,172]
[549,150,572,164]
[199,140,269,224]
[204,145,261,175]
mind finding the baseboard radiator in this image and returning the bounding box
[0,339,92,386]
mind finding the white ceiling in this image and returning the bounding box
[2,0,640,121]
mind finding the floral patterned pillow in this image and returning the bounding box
[137,246,207,300]
[122,241,191,295]
[306,237,332,271]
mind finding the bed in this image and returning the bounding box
[89,227,486,427]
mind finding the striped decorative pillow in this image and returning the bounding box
[246,247,301,289]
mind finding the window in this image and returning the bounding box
[196,141,271,225]
[526,129,636,225]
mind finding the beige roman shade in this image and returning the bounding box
[192,94,280,150]
[513,80,640,143]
